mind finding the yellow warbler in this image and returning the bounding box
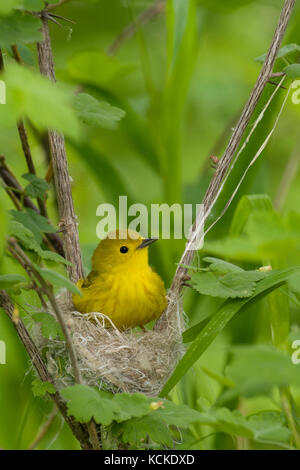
[72,229,167,330]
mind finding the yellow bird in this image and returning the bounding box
[72,230,167,330]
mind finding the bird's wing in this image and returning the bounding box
[81,270,99,289]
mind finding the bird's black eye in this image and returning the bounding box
[120,246,129,254]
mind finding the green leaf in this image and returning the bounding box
[8,220,42,252]
[19,0,44,10]
[10,209,56,244]
[256,43,300,64]
[0,274,27,289]
[220,345,300,403]
[161,266,300,396]
[73,93,126,129]
[8,220,69,265]
[34,267,82,296]
[115,415,173,448]
[0,62,80,138]
[112,393,154,422]
[0,11,42,47]
[153,400,203,427]
[39,251,71,266]
[283,63,300,79]
[32,312,64,340]
[22,173,49,199]
[32,379,56,397]
[203,257,243,274]
[195,408,290,443]
[190,269,266,299]
[61,385,119,425]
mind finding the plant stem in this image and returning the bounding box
[37,14,84,283]
[28,405,58,450]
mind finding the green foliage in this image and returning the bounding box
[0,273,28,290]
[10,209,56,243]
[22,173,49,199]
[62,385,204,447]
[255,43,300,64]
[195,408,291,445]
[32,379,56,398]
[0,11,42,47]
[32,312,64,340]
[283,63,300,78]
[161,266,300,395]
[8,219,70,266]
[0,63,80,138]
[72,93,126,129]
[220,345,300,403]
[190,259,266,299]
[34,266,82,295]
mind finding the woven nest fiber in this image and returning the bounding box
[34,290,185,396]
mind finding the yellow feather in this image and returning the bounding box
[72,230,167,330]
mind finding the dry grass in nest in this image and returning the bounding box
[33,290,185,396]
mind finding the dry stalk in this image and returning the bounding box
[37,15,84,283]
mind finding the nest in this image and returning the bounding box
[33,290,185,396]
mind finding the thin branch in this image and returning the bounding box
[8,238,82,385]
[37,15,84,283]
[28,405,58,450]
[155,0,296,329]
[0,155,65,257]
[10,44,49,219]
[0,290,91,449]
[107,0,165,56]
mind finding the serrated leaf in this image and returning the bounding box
[22,173,49,199]
[190,269,266,299]
[154,400,202,427]
[34,267,82,295]
[8,220,68,265]
[61,385,118,425]
[115,415,173,447]
[32,379,56,397]
[33,312,64,340]
[0,274,28,289]
[10,209,56,244]
[73,93,126,129]
[283,63,300,78]
[203,257,243,274]
[113,393,153,422]
[0,11,42,47]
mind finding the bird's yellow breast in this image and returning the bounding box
[73,266,167,330]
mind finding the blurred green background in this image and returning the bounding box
[1,0,300,450]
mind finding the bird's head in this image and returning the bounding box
[92,229,158,273]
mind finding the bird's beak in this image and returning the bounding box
[137,238,158,249]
